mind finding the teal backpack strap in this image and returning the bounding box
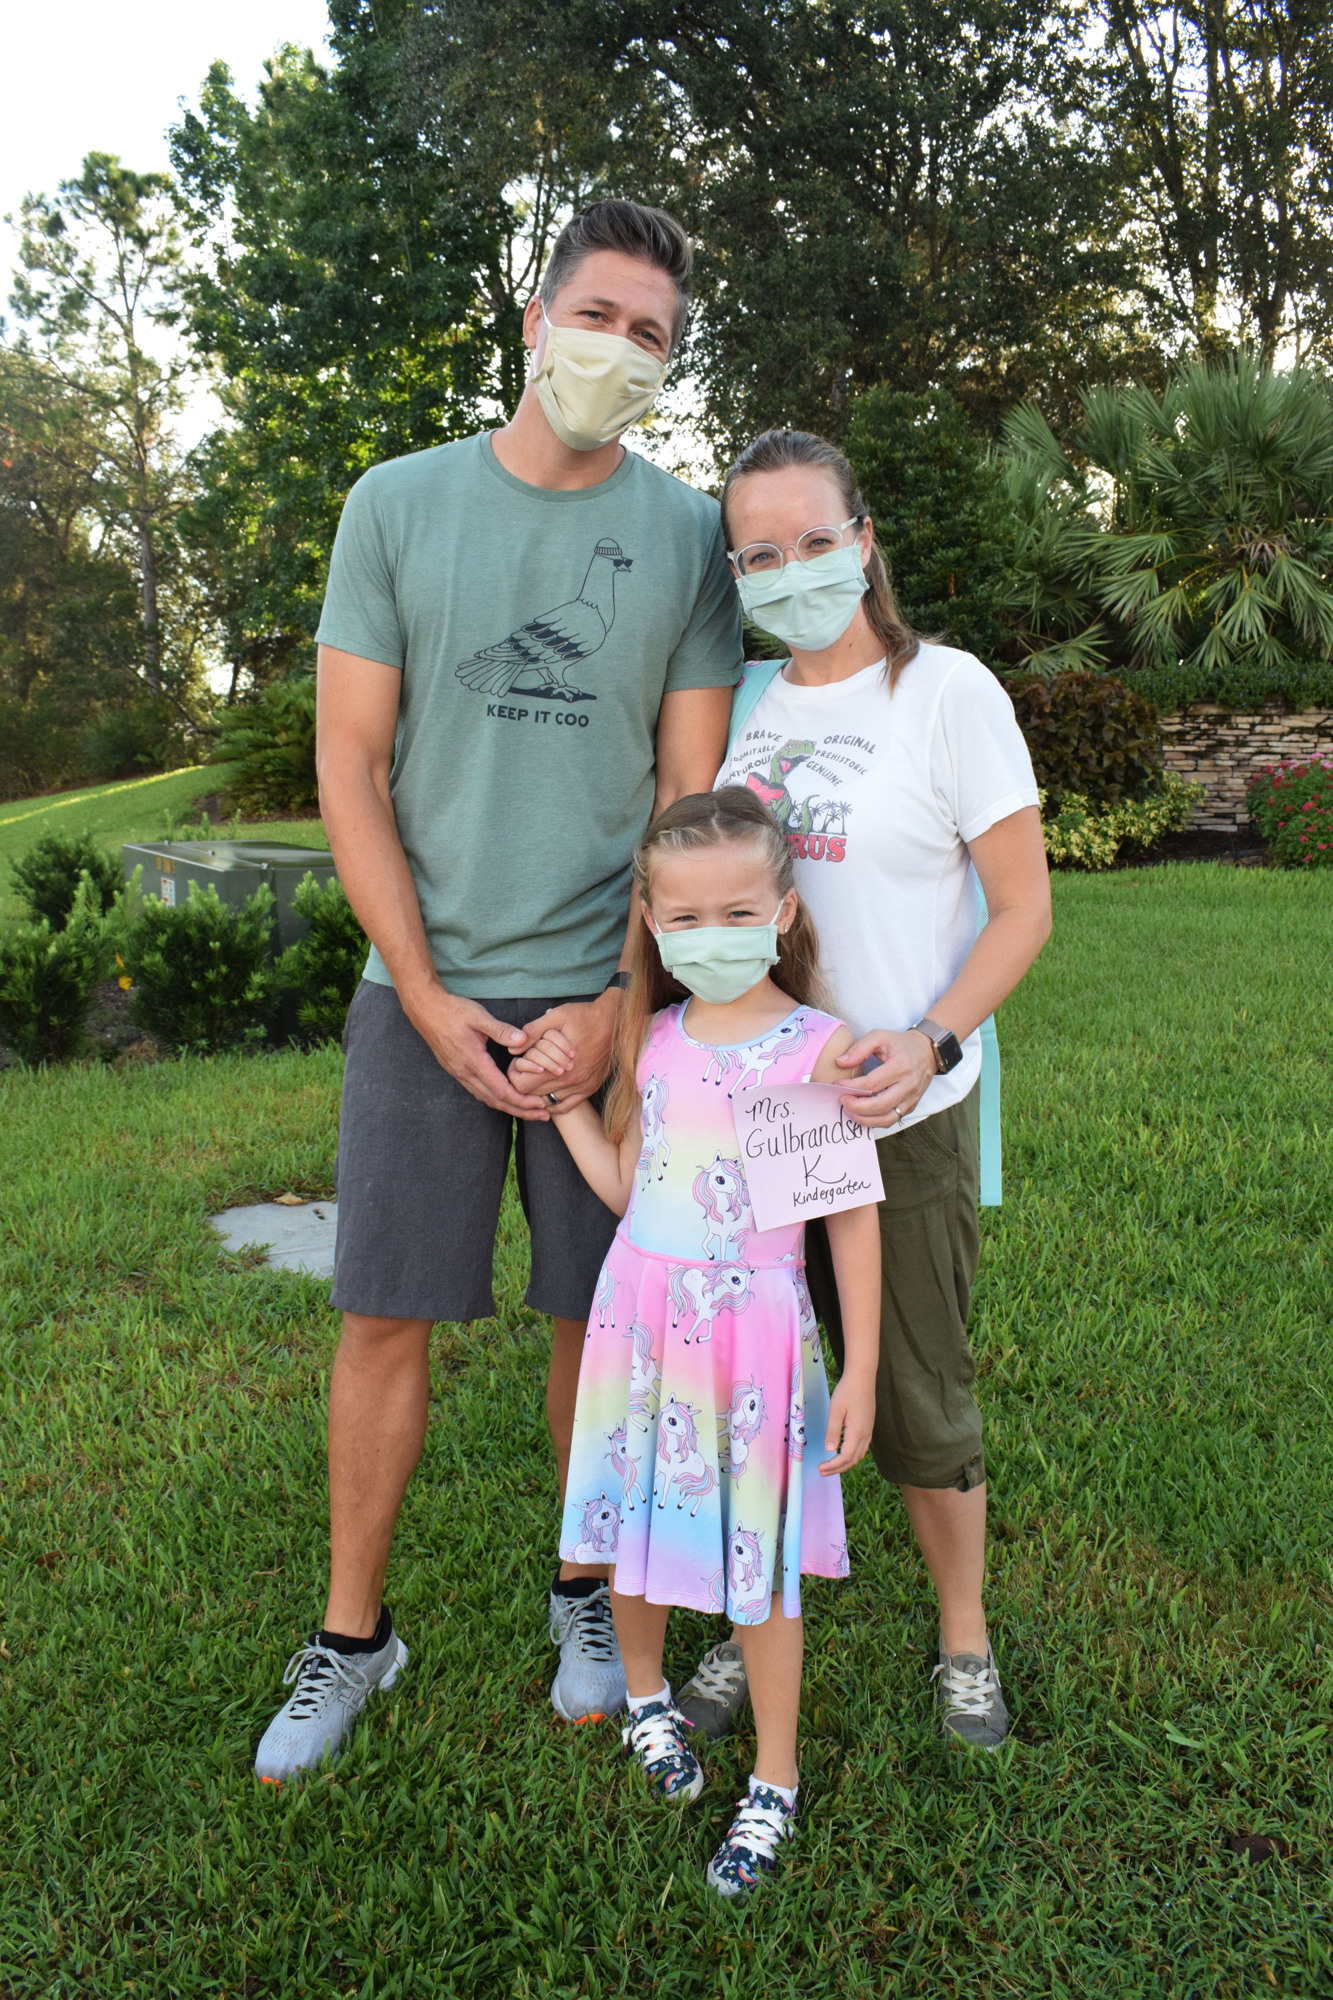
[975,876,1002,1207]
[726,659,785,756]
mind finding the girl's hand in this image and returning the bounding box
[835,1027,936,1128]
[514,1026,576,1082]
[820,1372,875,1475]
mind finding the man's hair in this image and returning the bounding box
[539,199,693,351]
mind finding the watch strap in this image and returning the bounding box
[604,970,631,992]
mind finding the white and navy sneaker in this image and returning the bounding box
[706,1782,797,1897]
[622,1696,705,1803]
[932,1639,1010,1750]
[254,1623,407,1783]
[549,1582,627,1724]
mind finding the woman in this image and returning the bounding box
[675,428,1050,1751]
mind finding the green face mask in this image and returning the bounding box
[654,905,785,1004]
[735,541,868,653]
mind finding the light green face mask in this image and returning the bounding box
[654,904,785,1005]
[735,541,869,653]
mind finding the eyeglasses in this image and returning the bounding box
[728,517,865,578]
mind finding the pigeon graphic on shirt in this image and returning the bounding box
[453,537,633,702]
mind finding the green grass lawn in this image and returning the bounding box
[3,866,1331,1998]
[0,769,328,921]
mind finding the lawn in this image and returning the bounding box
[0,769,328,921]
[3,865,1331,1999]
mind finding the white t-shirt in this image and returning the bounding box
[716,644,1040,1128]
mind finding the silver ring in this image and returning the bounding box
[893,1107,904,1126]
[546,1092,559,1107]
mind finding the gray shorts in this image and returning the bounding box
[331,980,620,1324]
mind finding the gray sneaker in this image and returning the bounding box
[549,1583,627,1724]
[676,1640,749,1741]
[255,1627,408,1783]
[932,1639,1009,1750]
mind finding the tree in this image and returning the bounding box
[1095,1,1333,364]
[9,154,207,721]
[171,1,504,690]
[402,0,1148,452]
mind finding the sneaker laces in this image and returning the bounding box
[931,1649,1001,1720]
[550,1589,619,1664]
[281,1642,372,1721]
[686,1645,747,1709]
[718,1787,794,1869]
[621,1700,693,1770]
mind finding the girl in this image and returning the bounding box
[535,786,879,1899]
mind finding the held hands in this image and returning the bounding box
[403,987,552,1119]
[821,1371,875,1476]
[835,1028,937,1129]
[507,991,621,1112]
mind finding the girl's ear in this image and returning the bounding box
[642,902,660,937]
[776,888,799,934]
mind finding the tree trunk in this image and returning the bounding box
[138,513,160,685]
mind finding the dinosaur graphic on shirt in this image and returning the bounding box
[454,538,632,702]
[743,738,817,834]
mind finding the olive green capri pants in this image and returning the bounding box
[804,1083,985,1492]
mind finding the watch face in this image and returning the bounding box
[936,1030,964,1074]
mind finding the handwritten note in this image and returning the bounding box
[732,1081,885,1232]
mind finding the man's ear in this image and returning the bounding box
[522,294,544,354]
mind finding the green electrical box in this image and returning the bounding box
[122,840,338,954]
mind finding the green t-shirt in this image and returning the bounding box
[316,431,743,997]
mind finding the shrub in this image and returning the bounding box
[1245,757,1333,868]
[844,386,1014,663]
[1123,658,1333,718]
[78,703,179,781]
[1001,353,1333,703]
[212,675,318,817]
[1008,671,1162,808]
[10,829,122,929]
[0,876,112,1064]
[121,882,279,1051]
[1040,773,1204,870]
[276,871,367,1040]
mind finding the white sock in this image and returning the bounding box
[751,1773,797,1808]
[627,1682,671,1714]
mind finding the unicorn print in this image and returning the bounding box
[693,1153,751,1262]
[731,1015,811,1093]
[636,1072,670,1185]
[726,1524,770,1619]
[832,1539,850,1579]
[787,1361,806,1462]
[606,1421,648,1511]
[701,1044,742,1089]
[654,1397,718,1516]
[796,1270,822,1367]
[665,1262,753,1344]
[707,1569,727,1614]
[625,1317,661,1431]
[569,1492,621,1563]
[593,1265,617,1330]
[727,1379,767,1479]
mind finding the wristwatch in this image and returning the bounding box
[604,970,631,993]
[911,1016,964,1075]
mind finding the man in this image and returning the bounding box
[254,201,742,1782]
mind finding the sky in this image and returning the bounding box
[0,0,333,272]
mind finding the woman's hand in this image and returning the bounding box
[820,1370,875,1475]
[834,1028,937,1128]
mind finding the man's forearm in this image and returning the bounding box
[319,761,441,1011]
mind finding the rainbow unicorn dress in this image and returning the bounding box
[559,1001,851,1625]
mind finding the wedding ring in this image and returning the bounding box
[546,1092,559,1107]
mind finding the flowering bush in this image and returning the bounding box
[1040,772,1204,870]
[1246,757,1333,868]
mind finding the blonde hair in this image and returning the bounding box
[720,428,921,689]
[604,788,829,1143]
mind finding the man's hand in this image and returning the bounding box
[508,991,621,1110]
[835,1028,937,1128]
[403,986,553,1119]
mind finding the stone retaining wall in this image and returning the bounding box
[1159,706,1333,832]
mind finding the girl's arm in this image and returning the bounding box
[550,1101,640,1218]
[819,1202,880,1474]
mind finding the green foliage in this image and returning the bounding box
[1122,656,1333,717]
[121,882,278,1051]
[1246,756,1333,868]
[212,676,318,817]
[10,829,122,929]
[276,871,367,1040]
[843,387,1014,660]
[1039,771,1203,869]
[1008,670,1163,808]
[4,870,1333,1992]
[1002,355,1333,699]
[0,876,112,1063]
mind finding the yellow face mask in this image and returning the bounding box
[531,309,668,452]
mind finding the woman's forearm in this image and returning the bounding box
[926,901,1052,1044]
